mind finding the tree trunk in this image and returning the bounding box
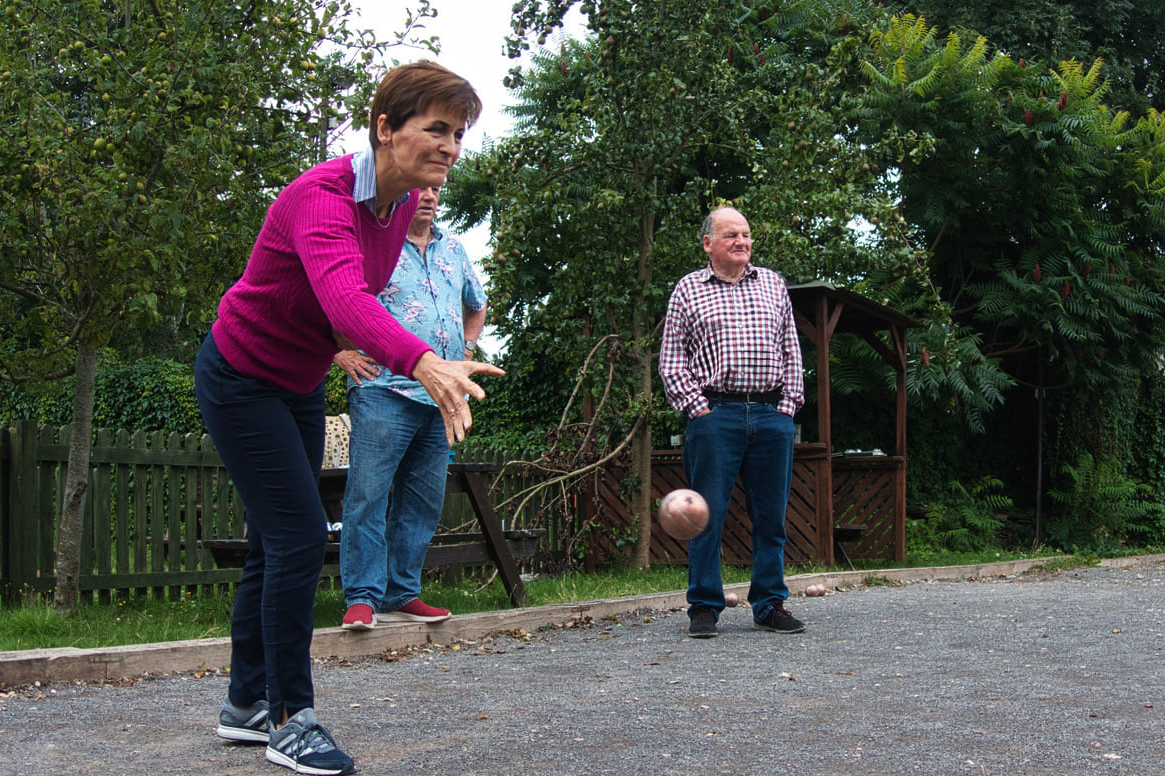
[630,363,654,569]
[630,191,656,570]
[53,339,98,611]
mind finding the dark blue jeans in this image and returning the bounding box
[194,334,327,720]
[683,401,795,622]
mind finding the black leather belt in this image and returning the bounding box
[703,390,782,404]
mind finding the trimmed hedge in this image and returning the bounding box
[2,356,202,434]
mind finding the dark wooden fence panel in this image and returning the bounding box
[786,448,829,566]
[641,451,685,565]
[0,421,249,602]
[583,448,843,569]
[451,444,562,572]
[832,457,905,562]
[1,423,902,603]
[37,425,61,593]
[0,427,567,602]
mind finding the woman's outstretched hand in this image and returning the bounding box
[412,351,505,444]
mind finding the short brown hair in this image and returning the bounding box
[368,60,482,149]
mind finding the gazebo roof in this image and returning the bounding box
[787,281,921,334]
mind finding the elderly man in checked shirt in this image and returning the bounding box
[659,205,806,639]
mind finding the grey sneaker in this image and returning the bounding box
[216,698,270,743]
[688,607,718,639]
[265,707,355,775]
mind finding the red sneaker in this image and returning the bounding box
[376,599,452,624]
[341,603,375,630]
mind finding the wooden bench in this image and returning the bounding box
[204,462,541,608]
[204,529,545,574]
[832,523,867,571]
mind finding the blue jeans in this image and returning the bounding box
[194,333,326,720]
[340,387,448,612]
[683,401,795,622]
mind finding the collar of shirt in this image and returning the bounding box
[407,222,447,251]
[350,145,410,217]
[699,263,759,284]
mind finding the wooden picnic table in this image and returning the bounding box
[204,462,539,608]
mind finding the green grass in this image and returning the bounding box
[848,547,1062,570]
[0,548,1088,652]
[0,591,236,652]
[311,564,758,639]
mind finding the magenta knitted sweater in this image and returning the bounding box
[211,155,429,394]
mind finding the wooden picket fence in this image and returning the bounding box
[1,421,248,602]
[0,422,902,604]
[0,422,562,604]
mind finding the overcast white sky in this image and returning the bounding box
[341,0,529,156]
[342,0,586,355]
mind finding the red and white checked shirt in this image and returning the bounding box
[659,264,805,418]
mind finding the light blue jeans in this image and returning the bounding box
[340,387,448,612]
[683,400,795,623]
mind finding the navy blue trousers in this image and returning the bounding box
[194,333,327,719]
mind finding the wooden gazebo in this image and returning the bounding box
[784,281,920,565]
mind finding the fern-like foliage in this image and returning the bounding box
[1046,452,1157,551]
[918,476,1012,553]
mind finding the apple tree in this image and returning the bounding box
[0,0,436,608]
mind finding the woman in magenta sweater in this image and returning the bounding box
[195,61,502,776]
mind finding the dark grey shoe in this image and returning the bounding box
[688,607,718,639]
[265,708,355,775]
[216,698,270,743]
[754,603,806,634]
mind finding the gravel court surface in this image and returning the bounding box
[1,561,1162,776]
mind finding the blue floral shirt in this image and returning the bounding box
[350,224,487,405]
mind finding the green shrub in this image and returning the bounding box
[2,353,202,434]
[1047,452,1158,552]
[910,476,1011,554]
[325,365,350,416]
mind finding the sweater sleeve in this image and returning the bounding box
[288,180,430,379]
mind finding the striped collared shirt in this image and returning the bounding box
[659,264,805,418]
[351,145,409,216]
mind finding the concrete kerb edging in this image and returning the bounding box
[3,553,1163,689]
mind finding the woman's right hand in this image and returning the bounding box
[333,350,381,386]
[411,351,505,444]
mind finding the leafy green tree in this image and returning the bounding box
[888,0,1165,114]
[447,0,906,567]
[857,15,1165,540]
[862,17,1164,381]
[0,0,436,609]
[476,5,1165,554]
[490,14,754,567]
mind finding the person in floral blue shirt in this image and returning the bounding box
[333,185,487,629]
